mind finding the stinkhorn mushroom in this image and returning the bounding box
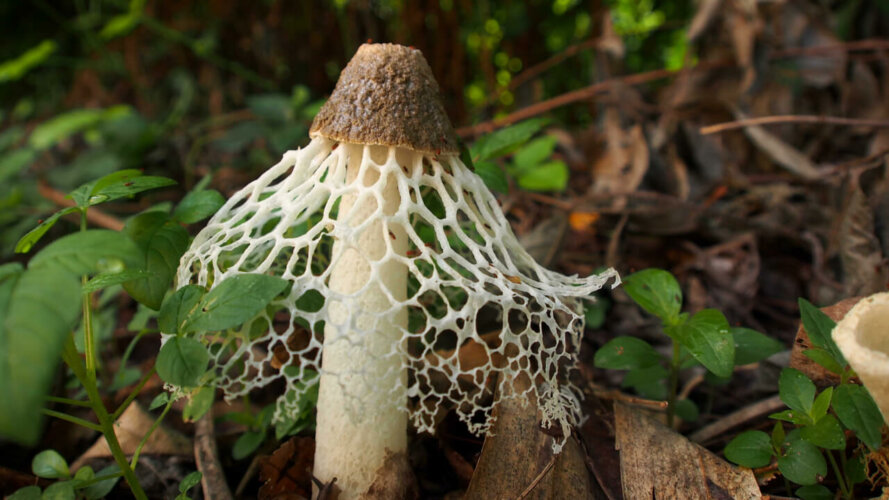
[174,43,618,498]
[832,292,889,423]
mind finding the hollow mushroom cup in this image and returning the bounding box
[173,43,619,499]
[832,292,889,424]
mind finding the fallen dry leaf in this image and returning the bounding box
[259,437,315,500]
[614,401,761,499]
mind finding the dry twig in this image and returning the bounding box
[700,115,889,135]
[688,395,784,444]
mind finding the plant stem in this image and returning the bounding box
[827,450,852,499]
[130,400,172,469]
[666,341,680,427]
[45,395,92,408]
[112,366,157,420]
[80,208,98,379]
[41,408,103,432]
[62,339,148,500]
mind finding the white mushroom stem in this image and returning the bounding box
[832,292,889,424]
[313,145,410,498]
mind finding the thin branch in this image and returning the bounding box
[700,115,889,135]
[688,395,784,444]
[458,38,889,138]
[456,66,684,137]
[772,38,889,59]
[508,37,603,91]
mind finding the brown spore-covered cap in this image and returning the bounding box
[309,43,459,155]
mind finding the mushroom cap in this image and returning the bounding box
[309,43,459,155]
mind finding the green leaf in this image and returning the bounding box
[845,454,867,485]
[213,121,264,153]
[83,269,151,294]
[189,274,290,332]
[470,118,547,161]
[42,482,75,500]
[833,384,884,450]
[14,207,80,254]
[777,438,826,486]
[83,464,121,499]
[769,409,809,426]
[801,347,844,375]
[28,230,142,276]
[674,398,699,422]
[69,169,140,207]
[0,148,36,183]
[594,336,662,370]
[232,429,265,460]
[173,189,225,224]
[810,387,832,422]
[516,160,569,192]
[473,161,508,193]
[724,430,773,468]
[0,268,80,445]
[583,297,610,329]
[158,285,205,334]
[778,368,816,415]
[512,136,557,171]
[622,269,682,325]
[123,212,190,309]
[247,94,293,124]
[671,309,734,378]
[99,0,146,41]
[731,327,783,365]
[771,422,785,451]
[0,40,56,83]
[622,364,668,400]
[0,125,25,151]
[179,471,202,493]
[32,449,70,479]
[7,485,41,500]
[88,176,176,205]
[183,385,215,422]
[798,298,846,368]
[30,108,107,150]
[156,336,210,387]
[795,485,833,500]
[800,414,845,450]
[149,392,170,411]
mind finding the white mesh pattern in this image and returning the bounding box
[175,137,619,447]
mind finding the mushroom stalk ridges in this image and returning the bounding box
[170,43,618,499]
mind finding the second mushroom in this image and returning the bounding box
[173,43,619,499]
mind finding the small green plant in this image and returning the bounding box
[6,449,122,499]
[2,169,226,499]
[175,470,202,500]
[594,268,783,426]
[724,299,884,500]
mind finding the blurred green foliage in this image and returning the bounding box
[0,0,696,258]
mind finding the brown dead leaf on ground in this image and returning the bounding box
[258,437,315,500]
[614,402,761,500]
[464,380,601,500]
[591,109,649,198]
